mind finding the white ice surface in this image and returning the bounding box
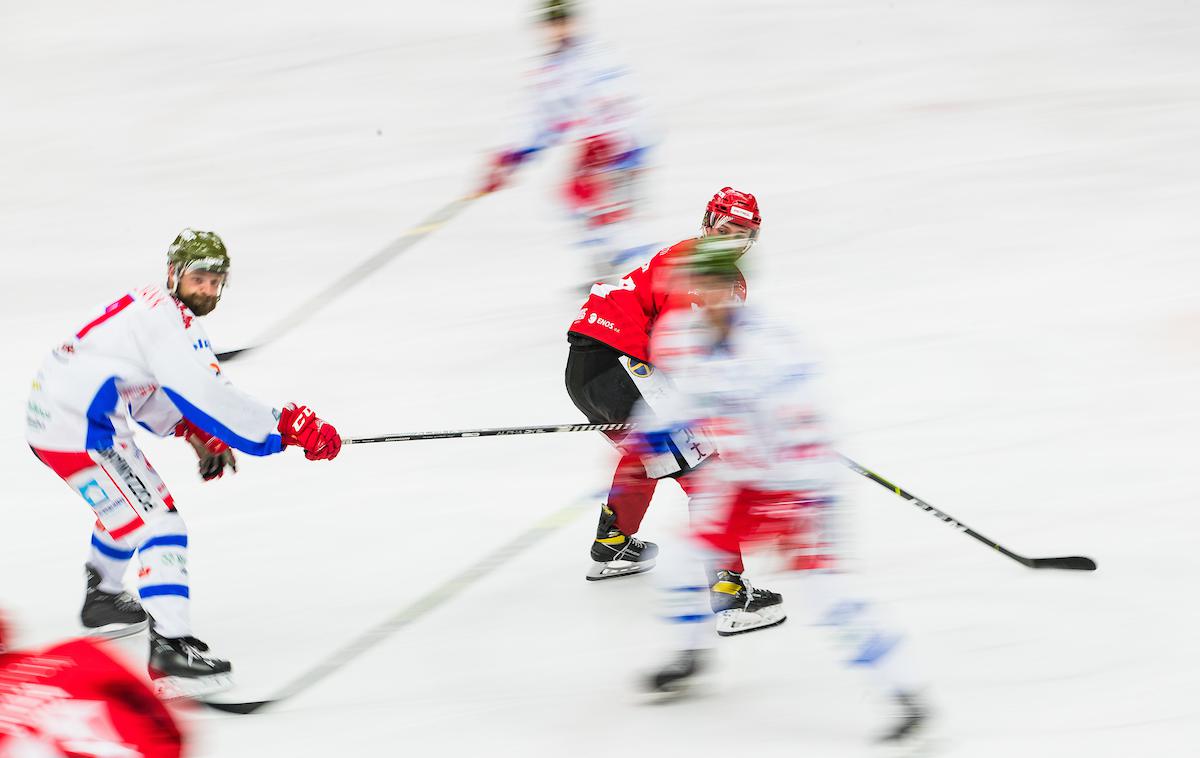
[2,1,1199,756]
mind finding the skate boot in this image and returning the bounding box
[81,564,147,639]
[643,648,709,699]
[586,504,658,581]
[710,570,786,636]
[148,626,233,700]
[878,690,930,743]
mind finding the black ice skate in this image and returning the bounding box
[586,504,658,581]
[643,648,709,699]
[878,690,930,744]
[709,570,786,636]
[81,564,147,639]
[149,627,233,700]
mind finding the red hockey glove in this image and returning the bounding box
[480,150,525,194]
[277,403,342,461]
[174,419,237,481]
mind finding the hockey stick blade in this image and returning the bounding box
[1028,555,1097,571]
[201,699,272,714]
[214,346,252,362]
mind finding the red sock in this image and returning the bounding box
[607,450,658,535]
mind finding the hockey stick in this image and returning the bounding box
[343,422,631,445]
[201,490,598,714]
[215,193,483,362]
[837,454,1097,571]
[342,421,1096,571]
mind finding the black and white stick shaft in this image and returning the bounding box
[344,422,631,445]
[838,454,1097,571]
[345,420,1096,571]
[215,193,482,362]
[202,491,597,714]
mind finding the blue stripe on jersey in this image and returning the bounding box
[139,583,190,599]
[84,377,120,450]
[851,634,900,666]
[614,145,649,170]
[90,534,136,560]
[139,535,188,551]
[161,387,283,457]
[612,243,658,267]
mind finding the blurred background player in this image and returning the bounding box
[565,188,786,636]
[24,229,342,698]
[480,0,657,286]
[0,612,185,757]
[639,237,930,743]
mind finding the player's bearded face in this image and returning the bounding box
[176,270,225,316]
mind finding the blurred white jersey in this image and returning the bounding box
[644,304,839,495]
[517,36,649,160]
[25,285,282,455]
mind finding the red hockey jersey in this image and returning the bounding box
[0,638,183,757]
[568,239,747,362]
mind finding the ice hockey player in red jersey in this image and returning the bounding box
[565,187,786,636]
[24,229,342,699]
[0,615,185,758]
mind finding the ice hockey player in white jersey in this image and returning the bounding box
[24,229,342,699]
[480,0,657,285]
[636,237,931,744]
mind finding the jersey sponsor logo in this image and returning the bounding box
[626,358,653,378]
[192,338,211,351]
[574,308,588,323]
[77,480,107,507]
[587,312,621,332]
[96,449,157,514]
[80,481,126,522]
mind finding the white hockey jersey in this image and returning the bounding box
[643,304,839,495]
[25,285,283,455]
[515,36,650,164]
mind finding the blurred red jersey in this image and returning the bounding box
[568,239,747,362]
[0,638,183,758]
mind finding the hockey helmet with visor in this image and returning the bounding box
[167,228,230,306]
[701,187,761,254]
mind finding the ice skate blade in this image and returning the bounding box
[152,672,233,702]
[876,728,939,758]
[84,619,148,640]
[585,558,656,581]
[715,607,786,636]
[641,680,700,704]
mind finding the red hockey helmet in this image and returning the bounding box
[702,187,761,250]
